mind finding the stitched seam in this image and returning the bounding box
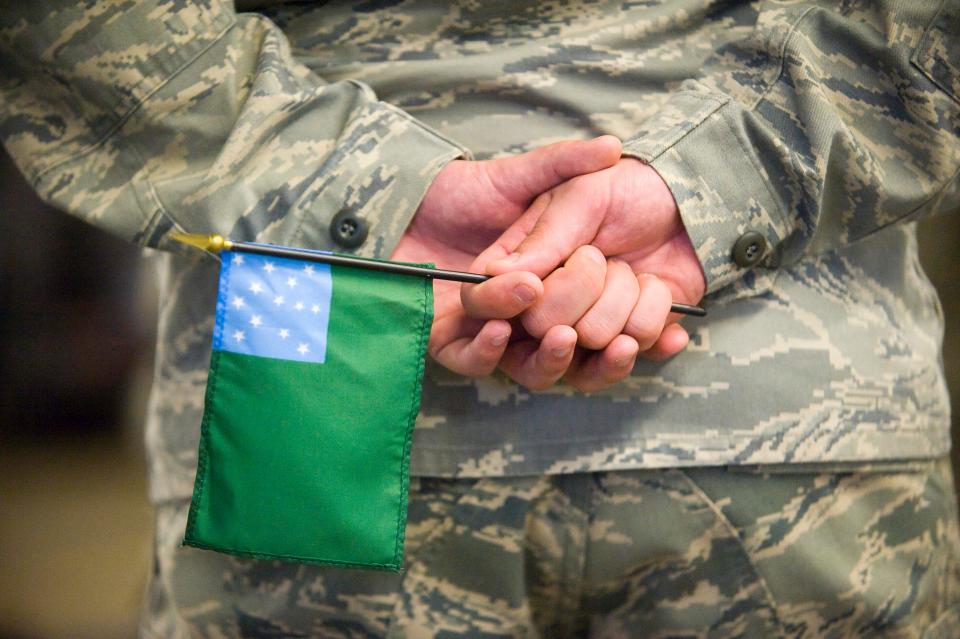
[143,179,200,250]
[181,540,401,571]
[910,0,944,68]
[736,6,820,242]
[717,105,790,248]
[910,0,960,105]
[641,97,727,163]
[377,99,472,155]
[752,6,960,255]
[128,143,186,247]
[849,163,960,244]
[285,103,463,251]
[749,7,820,111]
[655,141,767,294]
[391,274,433,568]
[407,419,946,449]
[184,256,231,543]
[676,469,785,632]
[644,6,816,166]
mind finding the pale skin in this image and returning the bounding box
[391,137,706,392]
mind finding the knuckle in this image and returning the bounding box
[575,316,617,350]
[610,259,640,287]
[639,273,672,300]
[464,353,499,378]
[563,272,604,309]
[626,313,662,350]
[520,310,550,339]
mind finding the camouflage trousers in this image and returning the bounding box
[141,458,960,638]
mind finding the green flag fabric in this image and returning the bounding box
[183,247,433,571]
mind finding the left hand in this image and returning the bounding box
[391,137,623,379]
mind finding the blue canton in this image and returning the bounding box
[213,250,332,364]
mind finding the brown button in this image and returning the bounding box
[732,231,767,267]
[329,211,368,249]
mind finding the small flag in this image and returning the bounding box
[183,248,433,571]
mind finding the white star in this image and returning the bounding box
[232,329,245,343]
[233,254,245,265]
[297,343,310,355]
[294,301,304,311]
[311,304,321,314]
[273,295,285,306]
[249,315,262,328]
[231,296,245,309]
[278,328,290,340]
[303,265,315,276]
[249,282,263,294]
[263,262,275,274]
[287,276,298,288]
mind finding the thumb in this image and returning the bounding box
[485,168,610,278]
[481,135,621,205]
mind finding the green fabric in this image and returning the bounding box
[183,264,433,571]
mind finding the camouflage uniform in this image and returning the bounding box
[2,0,959,636]
[144,460,960,637]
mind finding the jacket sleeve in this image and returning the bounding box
[622,0,960,300]
[0,1,468,258]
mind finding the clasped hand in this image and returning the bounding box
[391,137,706,393]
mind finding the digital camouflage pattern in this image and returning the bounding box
[2,1,960,635]
[142,459,960,637]
[1,1,958,494]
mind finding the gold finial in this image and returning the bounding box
[170,232,232,253]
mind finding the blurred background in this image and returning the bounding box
[0,144,958,638]
[0,149,157,639]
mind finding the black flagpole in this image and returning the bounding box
[171,233,706,317]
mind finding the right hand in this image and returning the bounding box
[463,158,707,392]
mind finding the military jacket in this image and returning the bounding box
[2,1,958,503]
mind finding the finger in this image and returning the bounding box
[486,170,611,278]
[574,259,640,350]
[563,334,640,393]
[522,245,607,339]
[623,274,673,351]
[484,135,622,205]
[498,325,578,391]
[639,323,690,362]
[461,271,543,319]
[468,192,551,277]
[430,319,513,378]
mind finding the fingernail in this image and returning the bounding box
[500,252,521,263]
[490,332,509,347]
[585,247,605,265]
[551,345,571,358]
[513,284,536,304]
[615,355,634,368]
